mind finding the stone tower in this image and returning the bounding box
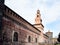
[46,30,53,39]
[46,30,53,44]
[34,10,44,32]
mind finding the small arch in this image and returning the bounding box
[13,32,18,42]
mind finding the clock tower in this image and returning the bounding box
[34,10,44,32]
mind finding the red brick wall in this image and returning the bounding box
[2,17,39,44]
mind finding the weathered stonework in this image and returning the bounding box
[1,4,41,45]
[0,0,49,45]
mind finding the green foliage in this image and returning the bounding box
[56,44,60,45]
[57,33,60,42]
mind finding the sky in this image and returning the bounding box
[5,0,60,38]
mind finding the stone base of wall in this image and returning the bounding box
[3,42,39,45]
[3,42,54,45]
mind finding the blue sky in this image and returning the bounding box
[5,0,60,38]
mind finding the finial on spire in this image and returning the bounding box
[37,9,40,14]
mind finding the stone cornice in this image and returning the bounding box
[34,23,44,28]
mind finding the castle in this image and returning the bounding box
[0,0,57,45]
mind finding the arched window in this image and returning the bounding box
[13,32,18,42]
[28,36,31,42]
[35,38,37,43]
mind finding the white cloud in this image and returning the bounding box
[5,0,60,23]
[41,0,60,25]
[39,0,60,37]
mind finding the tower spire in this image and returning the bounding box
[37,9,40,14]
[34,9,44,32]
[35,9,42,24]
